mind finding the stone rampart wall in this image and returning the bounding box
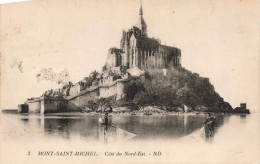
[67,79,127,109]
[27,100,41,113]
[40,98,69,114]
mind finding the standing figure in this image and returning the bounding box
[104,112,109,125]
[204,113,216,139]
[103,112,109,136]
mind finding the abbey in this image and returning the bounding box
[106,4,181,70]
[19,4,183,114]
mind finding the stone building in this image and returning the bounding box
[106,4,181,70]
[69,82,86,96]
[27,97,41,113]
[17,104,29,113]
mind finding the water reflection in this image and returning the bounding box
[205,124,215,143]
[2,112,245,144]
[20,118,29,125]
[240,114,247,123]
[205,115,224,143]
[44,117,100,140]
[110,115,210,139]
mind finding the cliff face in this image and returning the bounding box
[123,67,233,112]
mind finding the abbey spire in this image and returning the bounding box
[139,2,143,16]
[136,2,147,36]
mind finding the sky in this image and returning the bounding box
[0,0,259,111]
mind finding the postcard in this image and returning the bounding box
[1,0,259,163]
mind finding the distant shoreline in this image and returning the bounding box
[1,109,250,115]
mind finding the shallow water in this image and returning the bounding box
[1,112,221,141]
[1,111,259,164]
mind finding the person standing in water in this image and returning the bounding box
[103,105,112,135]
[104,105,113,125]
[103,112,109,135]
[104,112,109,125]
[204,113,216,137]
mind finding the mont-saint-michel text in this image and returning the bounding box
[37,151,160,157]
[38,151,98,156]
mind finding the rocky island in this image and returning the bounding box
[18,4,249,115]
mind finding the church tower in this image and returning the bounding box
[136,3,147,36]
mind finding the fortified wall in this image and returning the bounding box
[65,76,128,109]
[27,97,41,113]
[18,96,79,114]
[40,96,70,114]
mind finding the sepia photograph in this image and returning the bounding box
[0,0,259,163]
